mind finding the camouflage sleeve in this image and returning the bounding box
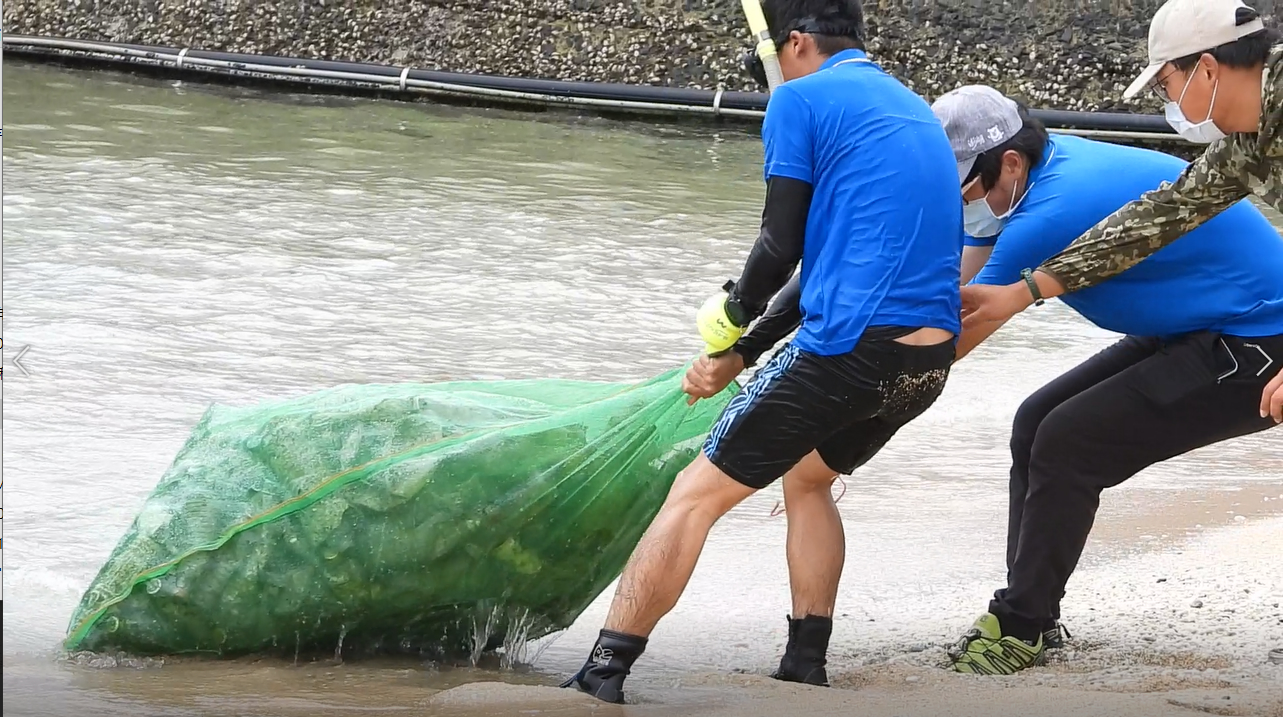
[1037,136,1251,293]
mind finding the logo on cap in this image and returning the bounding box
[966,126,1002,150]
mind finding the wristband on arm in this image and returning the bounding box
[1020,268,1046,306]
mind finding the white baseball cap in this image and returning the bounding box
[1123,0,1266,99]
[931,85,1023,184]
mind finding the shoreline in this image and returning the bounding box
[1,36,1195,156]
[5,0,1267,113]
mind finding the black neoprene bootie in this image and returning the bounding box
[559,629,648,704]
[770,614,832,686]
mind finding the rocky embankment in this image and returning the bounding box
[7,0,1278,112]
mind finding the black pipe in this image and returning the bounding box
[5,35,1175,134]
[1033,108,1172,133]
[104,39,771,111]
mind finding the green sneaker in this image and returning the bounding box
[947,613,1045,675]
[1042,621,1071,650]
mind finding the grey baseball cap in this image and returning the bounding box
[931,85,1023,184]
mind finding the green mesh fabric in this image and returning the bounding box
[65,367,739,657]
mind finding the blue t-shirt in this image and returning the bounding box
[970,135,1283,338]
[762,49,962,356]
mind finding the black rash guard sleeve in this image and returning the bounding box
[731,272,802,367]
[723,176,813,326]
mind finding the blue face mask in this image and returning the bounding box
[962,175,1025,238]
[963,194,1005,237]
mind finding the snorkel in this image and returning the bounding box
[742,0,784,92]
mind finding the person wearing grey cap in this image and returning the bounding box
[959,0,1283,424]
[931,83,1283,675]
[939,87,1037,285]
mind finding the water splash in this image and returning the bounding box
[334,625,347,663]
[469,607,499,666]
[500,608,534,670]
[466,604,551,670]
[59,651,165,670]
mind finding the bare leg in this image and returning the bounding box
[603,453,756,636]
[781,451,844,618]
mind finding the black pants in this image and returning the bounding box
[991,330,1282,641]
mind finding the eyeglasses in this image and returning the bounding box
[1147,66,1182,103]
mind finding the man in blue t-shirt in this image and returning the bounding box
[926,85,1283,675]
[560,0,962,703]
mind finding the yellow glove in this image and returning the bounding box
[696,291,745,355]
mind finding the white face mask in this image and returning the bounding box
[962,176,1021,238]
[1164,64,1226,145]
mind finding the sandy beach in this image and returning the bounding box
[432,513,1283,717]
[9,513,1279,717]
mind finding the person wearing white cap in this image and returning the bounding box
[927,83,1283,675]
[959,0,1283,424]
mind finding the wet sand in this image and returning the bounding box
[1086,480,1283,547]
[8,514,1280,717]
[537,513,1283,717]
[425,676,1283,717]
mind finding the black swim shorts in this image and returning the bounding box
[703,329,954,490]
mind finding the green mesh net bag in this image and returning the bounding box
[64,366,738,658]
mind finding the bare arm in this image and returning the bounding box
[960,245,994,285]
[953,316,1009,362]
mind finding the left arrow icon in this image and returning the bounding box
[13,346,32,377]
